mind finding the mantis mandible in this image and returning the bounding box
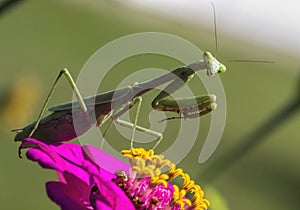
[14,52,226,155]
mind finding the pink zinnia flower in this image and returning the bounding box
[21,138,134,210]
[21,138,210,210]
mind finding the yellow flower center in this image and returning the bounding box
[121,148,210,210]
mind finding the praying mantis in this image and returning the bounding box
[13,52,226,154]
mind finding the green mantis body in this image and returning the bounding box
[14,52,225,150]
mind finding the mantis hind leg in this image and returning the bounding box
[28,68,88,138]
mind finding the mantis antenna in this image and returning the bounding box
[210,2,274,64]
[210,1,218,57]
[227,59,275,63]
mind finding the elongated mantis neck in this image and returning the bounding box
[134,59,207,95]
[187,60,207,72]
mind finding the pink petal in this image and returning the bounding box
[46,172,92,210]
[24,138,135,210]
[91,169,135,210]
[83,145,130,175]
[25,138,92,184]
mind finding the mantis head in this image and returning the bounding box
[203,51,226,77]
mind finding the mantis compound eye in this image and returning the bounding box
[218,64,226,73]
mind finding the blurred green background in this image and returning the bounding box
[0,0,299,209]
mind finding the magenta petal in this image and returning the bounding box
[46,172,92,210]
[27,147,63,171]
[25,138,93,184]
[25,138,136,210]
[93,170,135,210]
[47,182,89,210]
[83,145,130,175]
[80,156,134,209]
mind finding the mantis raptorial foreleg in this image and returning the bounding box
[154,94,217,121]
[28,68,88,138]
[151,73,217,121]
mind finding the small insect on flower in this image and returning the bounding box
[21,138,210,210]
